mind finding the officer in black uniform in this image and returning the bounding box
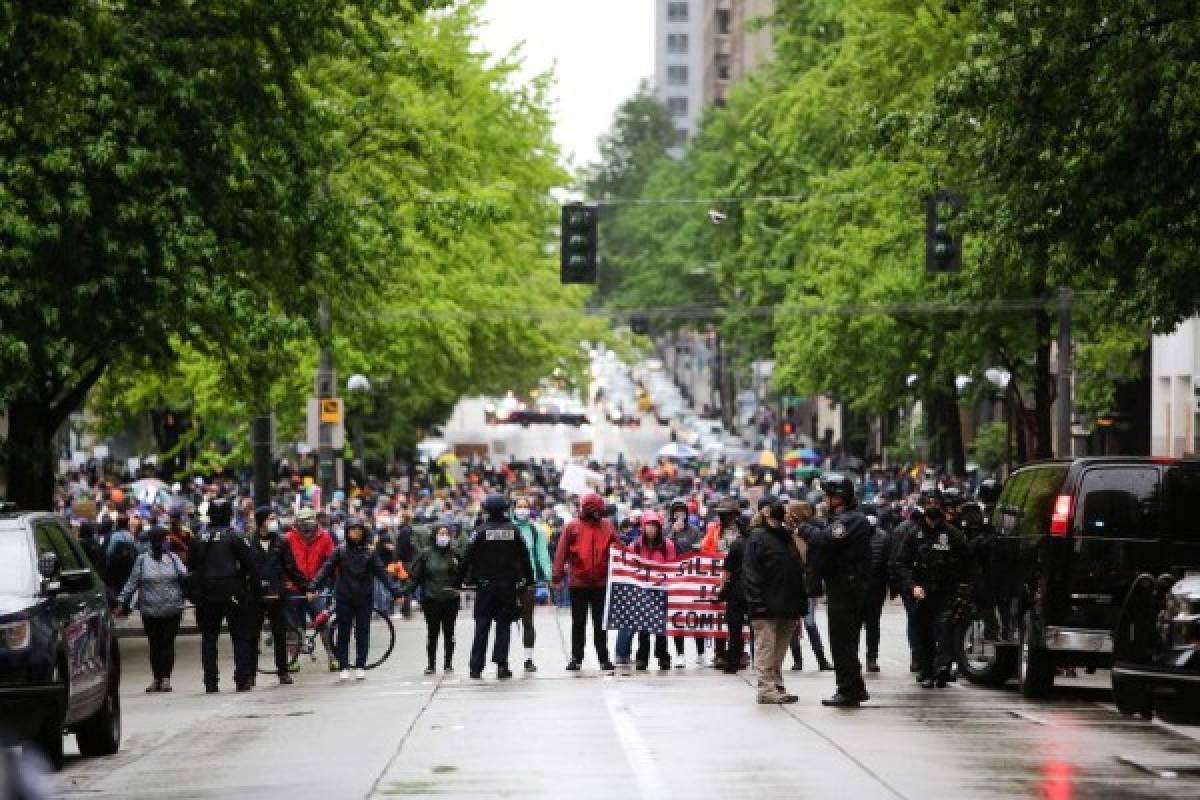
[191,497,261,692]
[460,494,534,680]
[895,498,970,688]
[799,473,874,707]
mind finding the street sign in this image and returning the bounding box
[319,397,343,424]
[306,398,344,450]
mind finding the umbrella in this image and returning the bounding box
[758,450,778,469]
[658,442,700,459]
[130,478,169,506]
[436,452,459,466]
[798,447,821,461]
[783,449,803,466]
[795,465,823,479]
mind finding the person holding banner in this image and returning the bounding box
[629,511,676,671]
[742,498,808,704]
[668,497,706,668]
[553,492,618,672]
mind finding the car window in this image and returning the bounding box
[992,470,1033,536]
[1076,467,1160,540]
[54,521,91,568]
[1016,465,1069,539]
[34,522,83,571]
[1163,466,1200,541]
[0,534,37,596]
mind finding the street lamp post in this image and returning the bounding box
[985,368,1013,477]
[347,374,371,489]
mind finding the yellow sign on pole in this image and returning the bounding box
[319,397,343,424]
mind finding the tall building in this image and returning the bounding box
[703,0,774,108]
[654,0,705,157]
[654,1,774,157]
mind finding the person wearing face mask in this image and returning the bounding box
[247,507,307,684]
[741,499,808,704]
[511,496,553,672]
[797,474,875,707]
[894,492,969,689]
[628,511,676,670]
[668,497,706,668]
[552,493,618,672]
[409,524,462,674]
[286,506,339,671]
[311,517,404,681]
[114,526,188,692]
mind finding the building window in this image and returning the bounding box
[715,54,731,81]
[667,33,689,53]
[667,1,689,23]
[713,94,727,108]
[667,65,689,85]
[667,96,689,117]
[715,9,732,35]
[676,128,689,147]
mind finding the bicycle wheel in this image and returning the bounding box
[363,608,396,669]
[257,624,303,675]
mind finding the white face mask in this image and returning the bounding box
[266,520,280,534]
[435,534,451,548]
[514,508,530,521]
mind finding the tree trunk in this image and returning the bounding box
[4,398,58,510]
[1034,308,1054,459]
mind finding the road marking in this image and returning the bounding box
[604,688,672,800]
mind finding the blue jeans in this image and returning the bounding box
[334,602,372,670]
[615,629,634,660]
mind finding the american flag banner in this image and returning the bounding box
[603,547,733,639]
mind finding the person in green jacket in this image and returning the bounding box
[512,496,553,672]
[409,523,462,674]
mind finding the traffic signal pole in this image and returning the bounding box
[1056,287,1074,458]
[317,300,336,505]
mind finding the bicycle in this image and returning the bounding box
[257,592,396,674]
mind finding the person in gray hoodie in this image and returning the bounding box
[116,527,188,693]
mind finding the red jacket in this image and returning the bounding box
[286,528,336,588]
[553,494,619,588]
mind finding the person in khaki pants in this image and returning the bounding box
[742,498,809,704]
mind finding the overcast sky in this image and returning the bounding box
[475,0,655,173]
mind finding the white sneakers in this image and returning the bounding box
[673,654,686,669]
[339,669,351,681]
[354,669,366,681]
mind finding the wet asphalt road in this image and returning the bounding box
[51,602,1200,800]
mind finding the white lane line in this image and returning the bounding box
[604,688,672,800]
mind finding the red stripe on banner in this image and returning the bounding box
[606,547,742,638]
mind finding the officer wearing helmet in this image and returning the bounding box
[797,473,873,707]
[190,496,261,693]
[887,484,942,672]
[461,494,534,680]
[894,490,969,689]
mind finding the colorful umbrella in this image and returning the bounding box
[758,450,778,469]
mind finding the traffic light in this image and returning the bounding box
[560,203,598,284]
[630,314,650,336]
[925,189,965,273]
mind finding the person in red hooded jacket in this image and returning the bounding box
[552,492,618,671]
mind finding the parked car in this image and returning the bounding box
[0,509,122,769]
[1111,571,1200,722]
[955,457,1200,698]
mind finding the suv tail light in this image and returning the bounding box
[1050,494,1073,536]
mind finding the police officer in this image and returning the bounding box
[190,497,261,692]
[895,497,969,688]
[799,473,874,707]
[460,494,534,680]
[888,484,942,672]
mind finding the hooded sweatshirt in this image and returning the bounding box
[553,493,619,588]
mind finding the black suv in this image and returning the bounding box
[956,457,1200,697]
[0,510,121,768]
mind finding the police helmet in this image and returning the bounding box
[482,494,510,515]
[820,473,855,504]
[669,497,689,514]
[976,478,1001,506]
[918,483,943,507]
[207,496,233,527]
[942,487,963,509]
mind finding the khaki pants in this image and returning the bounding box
[752,618,795,701]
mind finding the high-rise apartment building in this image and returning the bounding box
[654,0,774,156]
[654,0,705,157]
